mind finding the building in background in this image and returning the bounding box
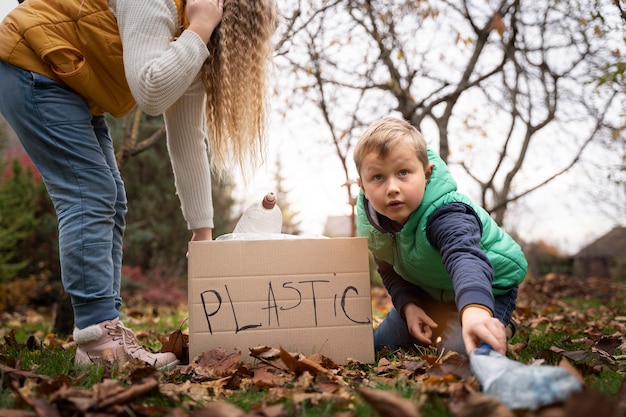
[573,227,626,281]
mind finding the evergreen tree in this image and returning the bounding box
[274,159,302,235]
[0,158,34,283]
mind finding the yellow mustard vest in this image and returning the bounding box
[0,0,187,117]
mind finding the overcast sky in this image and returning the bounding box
[0,1,16,20]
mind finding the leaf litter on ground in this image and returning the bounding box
[0,275,625,416]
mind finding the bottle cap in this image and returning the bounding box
[262,192,276,209]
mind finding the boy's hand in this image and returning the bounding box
[402,303,438,346]
[461,306,506,355]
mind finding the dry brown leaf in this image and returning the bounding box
[160,380,193,401]
[300,357,336,379]
[449,392,514,417]
[295,371,315,390]
[278,346,301,373]
[0,410,38,417]
[248,403,286,417]
[315,380,341,394]
[3,329,19,348]
[358,387,421,417]
[291,391,352,409]
[94,376,159,409]
[376,357,392,374]
[427,352,471,379]
[594,335,622,355]
[423,373,456,387]
[0,363,52,383]
[277,347,348,387]
[562,390,620,417]
[160,329,187,362]
[252,366,286,389]
[190,400,246,417]
[557,356,585,386]
[192,347,241,379]
[249,345,282,361]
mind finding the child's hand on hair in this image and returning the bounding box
[461,305,506,355]
[403,303,438,346]
[187,0,224,43]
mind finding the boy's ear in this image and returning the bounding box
[356,177,366,195]
[425,163,434,180]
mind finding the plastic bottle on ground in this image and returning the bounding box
[469,344,582,410]
[232,192,283,234]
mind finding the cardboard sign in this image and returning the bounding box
[187,237,374,364]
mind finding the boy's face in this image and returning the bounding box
[357,142,433,226]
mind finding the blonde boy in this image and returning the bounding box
[354,117,527,355]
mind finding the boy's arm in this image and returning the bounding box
[425,202,495,316]
[426,202,509,352]
[375,258,431,317]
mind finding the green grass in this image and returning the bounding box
[0,340,105,410]
[1,291,624,416]
[226,390,267,411]
[587,369,624,396]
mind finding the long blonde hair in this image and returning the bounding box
[202,0,277,177]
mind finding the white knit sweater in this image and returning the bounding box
[110,0,214,230]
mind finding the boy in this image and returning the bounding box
[354,117,527,355]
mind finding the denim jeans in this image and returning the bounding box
[0,60,127,329]
[374,286,518,354]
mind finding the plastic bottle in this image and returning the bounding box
[469,344,582,410]
[232,192,283,234]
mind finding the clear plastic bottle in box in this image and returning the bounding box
[216,192,284,240]
[233,192,283,234]
[217,193,328,241]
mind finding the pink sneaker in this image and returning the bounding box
[73,318,179,370]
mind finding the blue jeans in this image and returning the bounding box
[0,60,127,329]
[374,287,518,354]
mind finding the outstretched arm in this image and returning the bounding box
[426,202,507,354]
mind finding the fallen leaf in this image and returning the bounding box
[427,352,471,379]
[252,366,286,389]
[192,348,241,379]
[358,387,421,417]
[558,357,584,386]
[190,400,246,417]
[161,329,187,363]
[0,410,38,417]
[249,345,281,361]
[449,392,514,417]
[94,376,159,409]
[0,363,52,383]
[377,357,392,374]
[562,389,620,417]
[423,373,457,387]
[594,335,622,355]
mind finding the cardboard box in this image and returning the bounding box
[187,237,374,364]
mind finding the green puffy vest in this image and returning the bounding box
[356,148,527,302]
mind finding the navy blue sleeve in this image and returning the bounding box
[374,257,433,317]
[425,202,495,314]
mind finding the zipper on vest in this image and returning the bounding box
[390,231,408,276]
